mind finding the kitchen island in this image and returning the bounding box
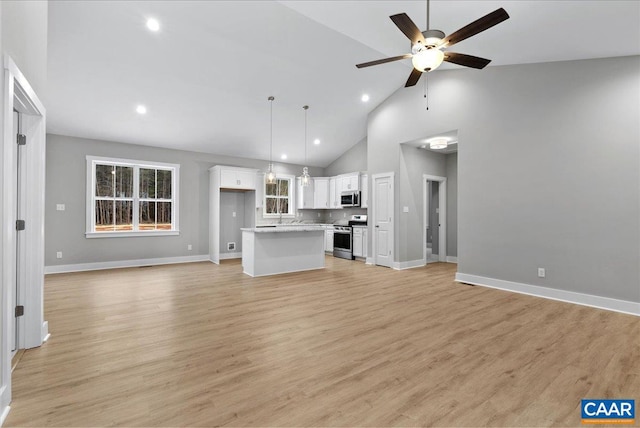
[241,226,326,277]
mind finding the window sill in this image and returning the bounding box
[86,230,180,239]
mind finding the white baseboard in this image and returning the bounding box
[365,257,375,265]
[446,256,458,263]
[219,252,242,260]
[45,255,210,274]
[1,406,10,426]
[393,259,425,270]
[455,273,640,316]
[243,266,325,278]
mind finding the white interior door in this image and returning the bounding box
[373,173,393,267]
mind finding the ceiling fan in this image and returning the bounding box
[356,1,509,87]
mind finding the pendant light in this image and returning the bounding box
[266,96,276,184]
[299,105,312,186]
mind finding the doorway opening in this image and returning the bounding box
[423,175,446,264]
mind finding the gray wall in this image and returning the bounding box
[368,56,640,302]
[324,137,367,176]
[446,153,458,258]
[45,134,324,266]
[220,190,248,254]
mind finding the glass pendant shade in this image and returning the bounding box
[266,163,276,184]
[300,167,311,187]
[411,48,444,72]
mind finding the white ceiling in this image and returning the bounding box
[47,1,640,168]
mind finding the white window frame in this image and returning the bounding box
[263,174,295,218]
[86,156,180,238]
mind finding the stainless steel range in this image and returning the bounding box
[333,215,367,260]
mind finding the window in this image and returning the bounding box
[263,174,294,217]
[86,156,180,237]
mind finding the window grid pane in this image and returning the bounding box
[95,164,114,197]
[115,201,133,230]
[90,159,177,234]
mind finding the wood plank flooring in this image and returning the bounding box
[5,257,639,427]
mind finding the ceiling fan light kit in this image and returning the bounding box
[356,0,509,87]
[411,48,444,72]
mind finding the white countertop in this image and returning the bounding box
[242,226,326,233]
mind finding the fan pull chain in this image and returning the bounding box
[424,73,430,110]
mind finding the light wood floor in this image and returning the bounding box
[6,257,639,427]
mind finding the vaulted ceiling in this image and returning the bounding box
[46,1,640,167]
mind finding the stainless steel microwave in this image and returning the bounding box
[340,191,360,207]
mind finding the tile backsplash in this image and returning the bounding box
[255,207,367,225]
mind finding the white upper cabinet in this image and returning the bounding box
[360,174,368,208]
[339,173,360,192]
[296,177,314,209]
[220,167,257,190]
[313,178,329,209]
[329,177,339,209]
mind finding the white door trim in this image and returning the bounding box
[423,174,447,264]
[1,55,47,417]
[372,172,395,267]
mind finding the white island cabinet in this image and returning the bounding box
[241,226,325,277]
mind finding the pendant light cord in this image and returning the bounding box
[303,105,309,164]
[268,96,274,165]
[424,74,429,110]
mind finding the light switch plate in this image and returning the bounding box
[56,204,65,211]
[403,206,409,213]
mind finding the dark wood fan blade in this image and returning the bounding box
[439,8,509,48]
[405,68,423,87]
[390,13,425,45]
[356,54,412,69]
[444,52,491,69]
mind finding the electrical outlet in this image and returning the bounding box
[329,213,332,218]
[56,251,62,259]
[317,212,321,217]
[538,268,546,278]
[187,244,192,251]
[232,211,236,217]
[228,242,235,251]
[403,206,409,213]
[56,204,65,211]
[343,213,346,218]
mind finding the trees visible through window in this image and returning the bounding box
[87,156,179,236]
[264,175,293,216]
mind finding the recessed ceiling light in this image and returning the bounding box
[281,154,287,160]
[146,18,160,32]
[313,139,321,145]
[361,94,370,102]
[136,105,147,115]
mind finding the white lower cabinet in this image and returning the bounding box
[352,226,367,258]
[325,226,334,252]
